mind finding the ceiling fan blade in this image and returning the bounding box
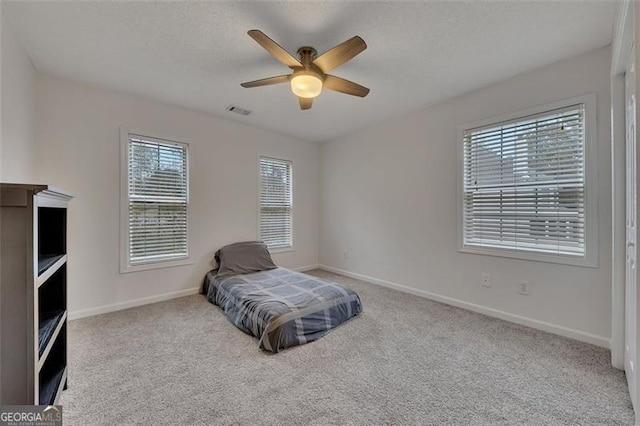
[247,30,302,68]
[241,75,290,88]
[299,97,313,110]
[323,75,370,97]
[313,36,367,73]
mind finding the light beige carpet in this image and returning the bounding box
[62,270,635,425]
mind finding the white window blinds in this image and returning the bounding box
[260,157,292,249]
[462,104,585,257]
[127,134,188,264]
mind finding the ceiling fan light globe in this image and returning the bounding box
[291,74,323,98]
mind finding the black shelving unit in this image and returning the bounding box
[0,184,72,404]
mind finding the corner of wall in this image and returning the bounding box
[1,8,38,183]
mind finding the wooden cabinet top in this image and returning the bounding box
[1,183,73,207]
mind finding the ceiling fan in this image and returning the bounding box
[241,30,370,110]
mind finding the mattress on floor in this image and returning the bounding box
[204,267,362,353]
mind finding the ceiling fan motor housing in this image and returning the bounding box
[296,46,318,64]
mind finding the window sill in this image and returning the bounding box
[458,245,598,268]
[120,258,194,274]
[269,247,295,254]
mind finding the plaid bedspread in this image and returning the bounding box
[204,268,362,352]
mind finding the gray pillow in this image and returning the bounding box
[215,241,277,277]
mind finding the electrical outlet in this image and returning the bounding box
[481,273,491,288]
[518,280,530,295]
[343,251,350,260]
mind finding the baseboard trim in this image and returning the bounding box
[68,287,200,320]
[69,264,320,320]
[318,264,610,349]
[293,264,320,272]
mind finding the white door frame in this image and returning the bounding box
[611,0,633,371]
[611,0,640,416]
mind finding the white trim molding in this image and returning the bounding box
[69,264,320,320]
[456,94,599,268]
[119,126,192,274]
[318,264,610,349]
[609,0,634,371]
[293,264,319,272]
[69,287,200,320]
[610,73,627,370]
[257,155,294,251]
[612,0,634,75]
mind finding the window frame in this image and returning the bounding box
[120,127,193,273]
[257,155,294,253]
[456,94,598,268]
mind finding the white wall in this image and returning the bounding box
[35,74,320,317]
[1,8,37,182]
[320,47,612,346]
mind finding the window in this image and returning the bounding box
[121,131,189,272]
[458,95,597,266]
[259,156,293,250]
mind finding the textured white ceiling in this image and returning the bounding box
[3,1,615,142]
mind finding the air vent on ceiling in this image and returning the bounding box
[226,105,252,116]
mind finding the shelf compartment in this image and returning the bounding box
[38,311,66,359]
[38,325,66,405]
[37,254,66,284]
[38,263,66,319]
[37,206,66,276]
[38,254,63,276]
[39,366,66,406]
